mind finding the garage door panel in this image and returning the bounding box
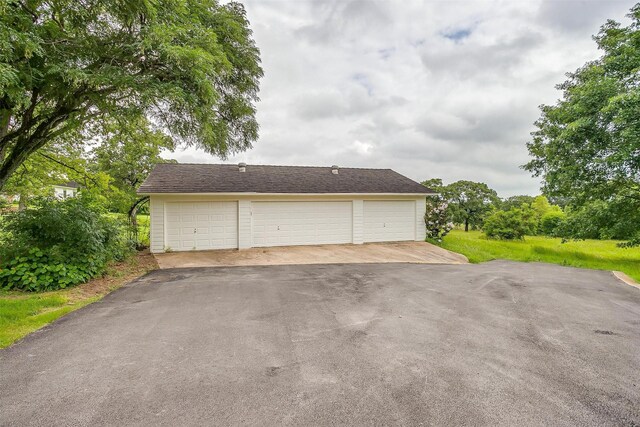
[196,238,210,246]
[166,202,238,251]
[363,201,415,243]
[252,201,352,247]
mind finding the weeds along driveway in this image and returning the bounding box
[1,261,639,426]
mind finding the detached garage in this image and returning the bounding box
[138,163,435,253]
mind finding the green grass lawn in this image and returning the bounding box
[0,251,157,349]
[0,294,99,348]
[438,230,640,282]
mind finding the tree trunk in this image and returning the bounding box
[0,110,10,161]
[465,219,469,232]
[0,102,76,190]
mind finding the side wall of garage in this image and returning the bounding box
[149,194,428,253]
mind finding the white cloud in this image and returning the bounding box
[168,0,636,197]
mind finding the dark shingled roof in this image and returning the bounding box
[138,164,434,195]
[57,181,80,189]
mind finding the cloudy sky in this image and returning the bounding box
[172,0,635,197]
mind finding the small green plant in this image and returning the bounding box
[483,207,537,240]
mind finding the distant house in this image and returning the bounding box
[53,181,80,199]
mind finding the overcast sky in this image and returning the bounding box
[171,0,635,197]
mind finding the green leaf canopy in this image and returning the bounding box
[0,0,262,188]
[524,4,640,206]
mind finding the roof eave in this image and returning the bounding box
[137,191,435,196]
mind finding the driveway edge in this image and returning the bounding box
[612,271,639,289]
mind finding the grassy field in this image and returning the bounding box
[0,251,157,349]
[439,230,640,282]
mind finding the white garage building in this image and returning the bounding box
[138,163,435,253]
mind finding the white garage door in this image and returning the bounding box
[165,202,238,251]
[252,201,352,247]
[363,201,416,243]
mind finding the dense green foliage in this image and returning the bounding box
[0,248,102,291]
[524,4,640,246]
[421,178,444,193]
[558,198,639,242]
[439,230,640,282]
[92,118,175,214]
[0,0,262,189]
[3,118,170,250]
[499,195,535,211]
[0,196,132,291]
[483,207,537,240]
[488,195,565,238]
[540,211,566,236]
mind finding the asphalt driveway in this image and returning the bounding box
[1,261,639,426]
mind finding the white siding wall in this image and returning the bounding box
[352,199,363,244]
[415,198,427,241]
[149,197,165,253]
[53,186,77,199]
[238,200,252,249]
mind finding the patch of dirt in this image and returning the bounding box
[65,251,158,303]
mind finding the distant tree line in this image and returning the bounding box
[420,178,625,243]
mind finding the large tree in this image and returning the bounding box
[524,4,640,244]
[0,0,262,189]
[442,180,499,232]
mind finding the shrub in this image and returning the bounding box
[539,211,566,236]
[0,196,134,292]
[424,197,453,241]
[0,248,103,291]
[483,207,537,240]
[557,199,639,242]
